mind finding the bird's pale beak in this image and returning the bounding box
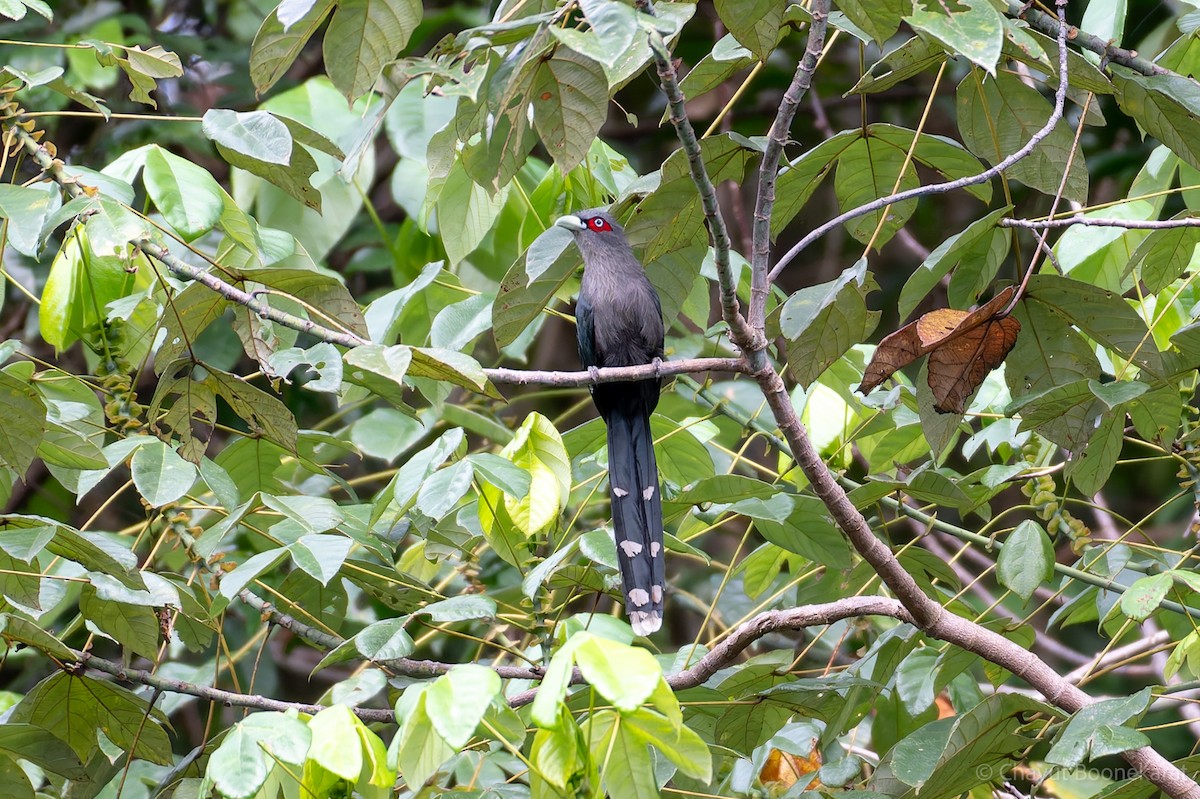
[554,214,586,232]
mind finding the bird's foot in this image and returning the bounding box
[651,356,664,378]
[587,365,601,383]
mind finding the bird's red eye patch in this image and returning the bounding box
[588,217,612,232]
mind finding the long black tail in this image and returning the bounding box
[604,402,664,635]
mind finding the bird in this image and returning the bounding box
[555,209,666,636]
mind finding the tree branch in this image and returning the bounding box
[135,239,369,349]
[749,0,831,333]
[1005,0,1172,77]
[1001,215,1200,230]
[483,357,749,386]
[11,125,372,351]
[769,0,1072,282]
[634,0,761,354]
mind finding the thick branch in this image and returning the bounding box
[769,0,1072,281]
[749,0,830,332]
[483,357,748,386]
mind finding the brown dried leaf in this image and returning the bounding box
[760,741,822,789]
[859,286,1020,414]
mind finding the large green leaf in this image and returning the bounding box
[870,693,1052,797]
[779,258,880,387]
[1024,274,1163,379]
[713,0,783,60]
[8,672,171,765]
[532,49,608,174]
[249,0,337,94]
[957,69,1088,203]
[906,0,1002,74]
[833,135,920,246]
[324,0,422,102]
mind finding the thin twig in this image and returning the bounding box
[1001,215,1200,230]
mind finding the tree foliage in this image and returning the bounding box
[2,0,1200,797]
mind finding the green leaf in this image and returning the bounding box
[587,710,659,799]
[533,48,609,173]
[906,0,1002,74]
[390,690,455,788]
[324,0,422,102]
[1065,411,1124,496]
[0,723,87,780]
[415,459,474,520]
[755,496,853,569]
[779,258,879,387]
[833,135,920,247]
[671,474,779,506]
[1046,689,1151,769]
[871,693,1052,796]
[250,1,336,94]
[434,159,510,265]
[714,0,784,60]
[80,586,161,660]
[1126,212,1200,293]
[0,183,60,258]
[289,534,352,585]
[207,713,311,799]
[1120,573,1173,622]
[837,0,909,43]
[1024,274,1163,379]
[957,69,1088,203]
[130,438,198,506]
[389,428,463,512]
[898,206,1012,319]
[8,672,171,765]
[408,346,499,397]
[219,548,288,598]
[1051,146,1176,292]
[356,617,415,661]
[574,634,662,711]
[343,344,413,408]
[307,704,363,782]
[203,109,292,165]
[425,665,501,748]
[143,146,223,240]
[467,453,531,497]
[500,413,570,536]
[417,595,497,622]
[0,613,76,662]
[623,708,712,781]
[0,372,45,476]
[1112,70,1200,173]
[851,36,947,94]
[997,520,1053,602]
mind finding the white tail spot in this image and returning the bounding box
[630,610,662,636]
[643,485,655,501]
[650,542,661,557]
[619,540,643,558]
[628,588,650,607]
[651,585,663,603]
[613,487,629,498]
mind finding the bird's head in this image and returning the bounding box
[555,209,634,263]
